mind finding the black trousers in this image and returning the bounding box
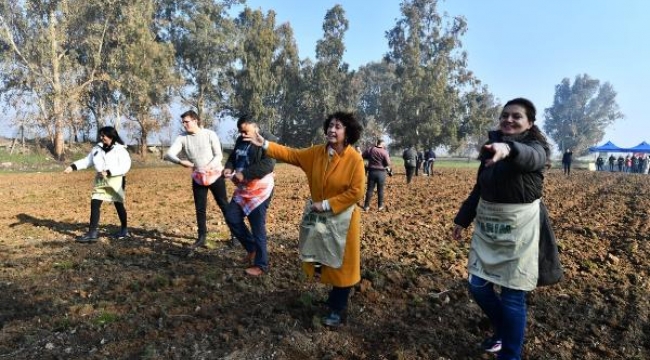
[405,166,415,184]
[192,176,229,237]
[364,169,387,208]
[89,199,127,230]
[328,286,352,312]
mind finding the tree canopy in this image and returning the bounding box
[0,0,622,160]
[544,74,624,155]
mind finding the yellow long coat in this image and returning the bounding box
[266,142,365,287]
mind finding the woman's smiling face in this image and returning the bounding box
[499,104,532,135]
[326,118,346,146]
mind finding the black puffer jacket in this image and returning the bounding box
[454,130,548,228]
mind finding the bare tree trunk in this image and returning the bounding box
[9,137,17,155]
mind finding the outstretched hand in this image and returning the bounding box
[483,142,511,167]
[243,130,265,147]
[452,224,465,240]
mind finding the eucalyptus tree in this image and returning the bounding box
[353,61,396,148]
[270,23,301,140]
[283,5,354,147]
[0,0,110,159]
[110,0,181,156]
[156,0,241,128]
[455,86,500,155]
[232,8,281,131]
[544,74,623,155]
[312,5,352,118]
[383,0,473,149]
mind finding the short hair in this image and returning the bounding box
[376,139,384,147]
[180,110,201,125]
[98,126,125,145]
[322,111,363,145]
[237,114,257,129]
[503,97,536,123]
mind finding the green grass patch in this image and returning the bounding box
[93,312,119,326]
[53,260,76,270]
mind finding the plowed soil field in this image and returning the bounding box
[1,164,650,359]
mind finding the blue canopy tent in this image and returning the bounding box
[621,141,650,153]
[589,141,624,152]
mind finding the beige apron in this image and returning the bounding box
[298,200,354,269]
[469,198,540,291]
[92,175,125,203]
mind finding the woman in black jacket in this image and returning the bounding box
[452,98,550,360]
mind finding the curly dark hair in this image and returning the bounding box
[322,111,363,145]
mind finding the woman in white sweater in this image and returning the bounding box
[64,126,132,242]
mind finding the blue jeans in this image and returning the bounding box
[468,275,527,360]
[225,196,272,271]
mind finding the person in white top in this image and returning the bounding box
[165,110,229,248]
[64,126,132,242]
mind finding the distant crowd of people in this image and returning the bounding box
[63,98,559,360]
[595,154,650,174]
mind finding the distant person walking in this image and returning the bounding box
[561,149,573,175]
[402,146,418,184]
[415,149,424,176]
[608,155,616,172]
[617,155,624,172]
[165,110,229,249]
[424,148,436,175]
[596,156,605,171]
[64,126,132,243]
[362,139,392,211]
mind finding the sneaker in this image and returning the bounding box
[76,230,99,243]
[112,228,129,239]
[378,206,385,211]
[228,236,238,248]
[363,207,369,212]
[322,311,342,327]
[480,336,502,353]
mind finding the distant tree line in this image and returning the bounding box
[0,0,621,159]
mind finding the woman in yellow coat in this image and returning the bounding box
[245,111,365,327]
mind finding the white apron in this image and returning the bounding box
[92,175,125,203]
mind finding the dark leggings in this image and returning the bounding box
[192,176,229,237]
[89,199,127,230]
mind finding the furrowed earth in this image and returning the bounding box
[1,164,649,359]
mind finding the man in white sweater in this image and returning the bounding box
[165,110,229,248]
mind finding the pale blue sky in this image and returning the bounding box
[241,0,650,149]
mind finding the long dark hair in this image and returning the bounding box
[98,126,125,145]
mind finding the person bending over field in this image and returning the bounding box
[64,126,131,243]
